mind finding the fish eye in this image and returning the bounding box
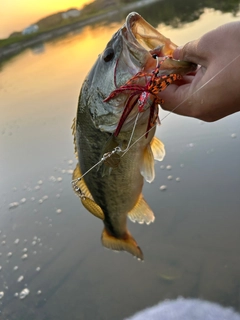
[103,48,114,62]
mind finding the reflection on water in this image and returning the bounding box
[31,43,45,55]
[1,1,240,319]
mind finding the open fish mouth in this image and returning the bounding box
[100,12,197,133]
[125,12,177,55]
[120,12,196,75]
[103,13,198,136]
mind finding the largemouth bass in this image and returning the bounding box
[72,12,196,260]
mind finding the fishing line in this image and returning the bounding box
[71,159,103,184]
[161,53,240,122]
[121,112,140,154]
[72,113,140,183]
[72,52,240,182]
[71,146,121,184]
[121,53,240,155]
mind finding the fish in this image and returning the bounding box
[72,12,197,260]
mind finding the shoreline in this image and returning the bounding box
[0,0,160,62]
[0,12,114,62]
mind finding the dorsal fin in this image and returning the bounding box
[151,136,165,161]
[71,118,78,158]
[72,163,104,220]
[128,194,155,225]
[101,228,143,260]
[140,144,155,183]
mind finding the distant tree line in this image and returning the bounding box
[134,0,240,28]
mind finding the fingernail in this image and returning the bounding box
[173,46,183,60]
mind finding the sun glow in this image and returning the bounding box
[0,0,93,38]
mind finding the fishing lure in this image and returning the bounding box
[104,55,182,137]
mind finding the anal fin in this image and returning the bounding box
[72,163,104,220]
[102,228,143,260]
[128,194,155,225]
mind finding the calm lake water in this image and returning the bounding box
[1,1,240,319]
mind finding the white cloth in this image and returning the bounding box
[125,297,240,320]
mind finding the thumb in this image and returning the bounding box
[173,39,207,66]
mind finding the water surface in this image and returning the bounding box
[1,1,240,319]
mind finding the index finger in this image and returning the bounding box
[173,39,208,67]
[159,83,196,117]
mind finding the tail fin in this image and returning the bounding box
[101,228,143,260]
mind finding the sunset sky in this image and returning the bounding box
[0,0,93,39]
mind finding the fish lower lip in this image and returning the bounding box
[126,12,140,28]
[125,12,146,47]
[125,12,177,56]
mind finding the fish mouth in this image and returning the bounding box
[121,12,196,74]
[100,13,197,133]
[125,12,177,55]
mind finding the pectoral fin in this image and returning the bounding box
[128,194,155,225]
[101,228,143,260]
[140,144,155,183]
[151,136,165,161]
[140,137,165,182]
[72,163,104,220]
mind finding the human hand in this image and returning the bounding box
[159,22,240,122]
